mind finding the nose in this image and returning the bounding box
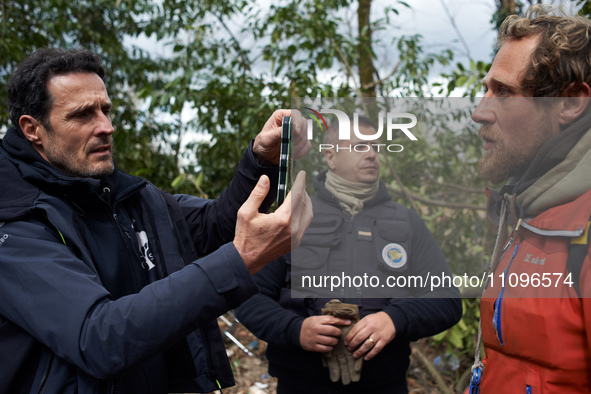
[367,145,378,160]
[471,97,495,126]
[364,146,379,168]
[96,112,114,136]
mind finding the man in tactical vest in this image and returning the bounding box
[236,115,462,393]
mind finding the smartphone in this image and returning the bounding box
[277,116,292,206]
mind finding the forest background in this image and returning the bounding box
[2,0,589,392]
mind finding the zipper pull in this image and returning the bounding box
[469,366,482,394]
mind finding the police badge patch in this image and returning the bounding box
[381,243,407,269]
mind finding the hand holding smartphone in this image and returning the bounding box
[277,116,292,206]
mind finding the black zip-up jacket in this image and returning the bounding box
[236,171,462,393]
[0,127,277,394]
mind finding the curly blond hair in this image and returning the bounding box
[498,4,591,97]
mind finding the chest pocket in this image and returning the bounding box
[372,219,412,274]
[291,217,344,270]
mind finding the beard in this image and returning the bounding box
[478,146,529,184]
[45,133,115,178]
[477,124,550,185]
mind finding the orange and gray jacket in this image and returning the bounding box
[479,113,591,394]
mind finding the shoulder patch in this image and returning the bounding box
[382,243,407,269]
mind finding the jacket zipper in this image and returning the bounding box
[157,192,221,390]
[492,241,521,346]
[158,192,185,270]
[201,328,223,392]
[344,215,355,299]
[37,352,54,394]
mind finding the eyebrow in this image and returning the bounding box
[66,101,112,118]
[482,75,521,92]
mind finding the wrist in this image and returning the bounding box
[252,149,272,166]
[252,138,278,166]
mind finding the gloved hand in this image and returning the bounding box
[321,299,363,385]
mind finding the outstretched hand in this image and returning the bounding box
[253,109,311,164]
[233,170,313,274]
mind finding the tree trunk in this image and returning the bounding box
[500,0,516,15]
[358,0,375,97]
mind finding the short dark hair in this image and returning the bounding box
[8,48,106,133]
[325,115,377,145]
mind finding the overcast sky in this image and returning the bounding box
[130,1,498,70]
[129,0,582,131]
[131,0,583,74]
[396,0,498,64]
[396,0,583,65]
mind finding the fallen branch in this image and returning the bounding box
[411,344,454,394]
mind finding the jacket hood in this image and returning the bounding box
[313,170,392,210]
[0,148,39,221]
[487,113,591,225]
[516,113,591,217]
[0,127,146,219]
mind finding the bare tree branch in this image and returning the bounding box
[439,0,473,61]
[387,186,486,211]
[330,36,363,96]
[214,13,251,71]
[362,60,401,89]
[382,152,420,212]
[439,181,484,195]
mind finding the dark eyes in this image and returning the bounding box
[352,144,379,152]
[483,84,512,96]
[498,86,511,96]
[72,107,111,119]
[74,111,90,119]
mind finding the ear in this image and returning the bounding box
[323,148,337,171]
[558,82,591,126]
[19,115,44,146]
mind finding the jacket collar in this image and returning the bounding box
[0,127,146,213]
[488,113,591,225]
[0,147,39,221]
[516,113,591,217]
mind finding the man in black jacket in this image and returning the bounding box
[0,48,312,393]
[236,116,462,393]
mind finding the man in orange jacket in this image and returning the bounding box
[471,5,591,394]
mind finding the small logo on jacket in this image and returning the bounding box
[0,233,9,247]
[524,253,545,265]
[382,243,407,269]
[136,230,156,270]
